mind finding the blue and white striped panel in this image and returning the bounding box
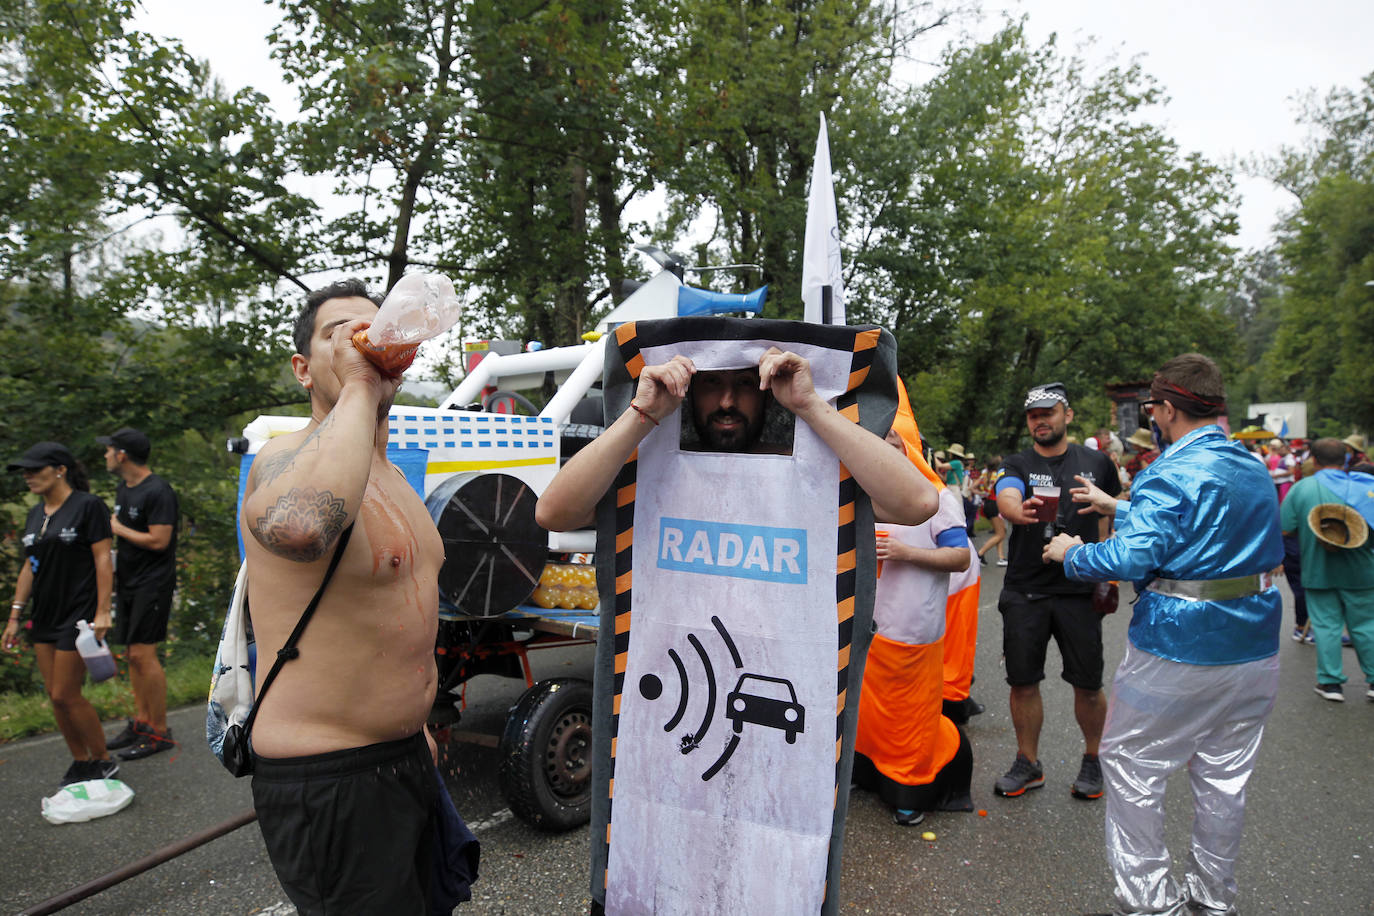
[386,410,557,452]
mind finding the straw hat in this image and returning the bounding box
[947,443,968,459]
[1127,428,1154,451]
[1307,503,1369,551]
[1343,433,1367,452]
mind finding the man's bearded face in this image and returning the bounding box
[1026,404,1070,447]
[691,368,766,452]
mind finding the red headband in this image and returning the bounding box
[1151,376,1225,416]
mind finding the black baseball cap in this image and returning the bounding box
[7,442,78,472]
[1024,382,1069,411]
[97,427,151,463]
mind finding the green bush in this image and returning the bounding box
[0,639,215,743]
[0,636,43,696]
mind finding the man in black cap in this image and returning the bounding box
[99,427,179,759]
[991,382,1121,801]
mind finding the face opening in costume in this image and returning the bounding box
[686,367,770,453]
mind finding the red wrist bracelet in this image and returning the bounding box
[629,403,659,426]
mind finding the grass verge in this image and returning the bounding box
[0,641,216,743]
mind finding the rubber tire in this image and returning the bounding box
[498,678,594,832]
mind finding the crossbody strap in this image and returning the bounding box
[240,522,355,738]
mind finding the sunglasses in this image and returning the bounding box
[1141,399,1165,417]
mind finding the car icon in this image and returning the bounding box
[726,673,805,744]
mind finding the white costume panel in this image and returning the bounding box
[593,322,895,916]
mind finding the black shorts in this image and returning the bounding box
[26,605,91,650]
[111,584,173,645]
[252,733,438,915]
[998,590,1103,690]
[981,498,999,520]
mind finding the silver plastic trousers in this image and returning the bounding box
[1101,644,1279,916]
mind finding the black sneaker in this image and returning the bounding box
[105,719,145,751]
[1315,683,1344,702]
[91,758,120,781]
[1071,753,1104,800]
[893,808,925,827]
[60,760,90,786]
[994,753,1044,797]
[118,726,174,760]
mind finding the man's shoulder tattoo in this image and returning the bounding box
[249,415,333,488]
[249,487,349,563]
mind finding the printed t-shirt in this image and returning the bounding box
[114,473,179,590]
[996,443,1121,595]
[21,490,112,620]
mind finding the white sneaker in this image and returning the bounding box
[996,558,1008,567]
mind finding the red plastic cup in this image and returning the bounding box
[1032,486,1060,524]
[875,530,890,578]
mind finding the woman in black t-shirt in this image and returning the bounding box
[4,442,119,785]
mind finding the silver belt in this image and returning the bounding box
[1146,572,1274,602]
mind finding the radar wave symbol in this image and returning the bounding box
[635,615,743,781]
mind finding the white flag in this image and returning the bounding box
[802,112,844,325]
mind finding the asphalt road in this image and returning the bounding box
[2,555,1371,915]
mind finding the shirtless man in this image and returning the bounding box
[239,279,445,913]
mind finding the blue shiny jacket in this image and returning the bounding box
[1064,425,1283,665]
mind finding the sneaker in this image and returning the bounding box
[1291,627,1305,643]
[893,808,925,826]
[1341,633,1353,647]
[118,726,174,760]
[979,552,988,566]
[105,719,145,751]
[996,558,1008,567]
[994,753,1044,797]
[59,759,118,785]
[91,758,120,780]
[1315,683,1344,702]
[1304,630,1315,645]
[1366,684,1374,702]
[1071,753,1104,800]
[60,760,90,786]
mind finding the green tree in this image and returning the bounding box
[1258,73,1374,434]
[1,0,316,637]
[852,25,1239,452]
[654,1,954,311]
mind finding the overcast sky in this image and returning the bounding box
[133,0,1374,253]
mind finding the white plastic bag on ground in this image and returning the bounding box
[42,778,135,824]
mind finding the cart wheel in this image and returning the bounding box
[498,678,593,831]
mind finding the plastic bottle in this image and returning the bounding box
[74,620,117,683]
[352,273,463,377]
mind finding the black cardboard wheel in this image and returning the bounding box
[426,472,545,617]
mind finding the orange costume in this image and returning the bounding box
[943,547,981,707]
[852,383,973,813]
